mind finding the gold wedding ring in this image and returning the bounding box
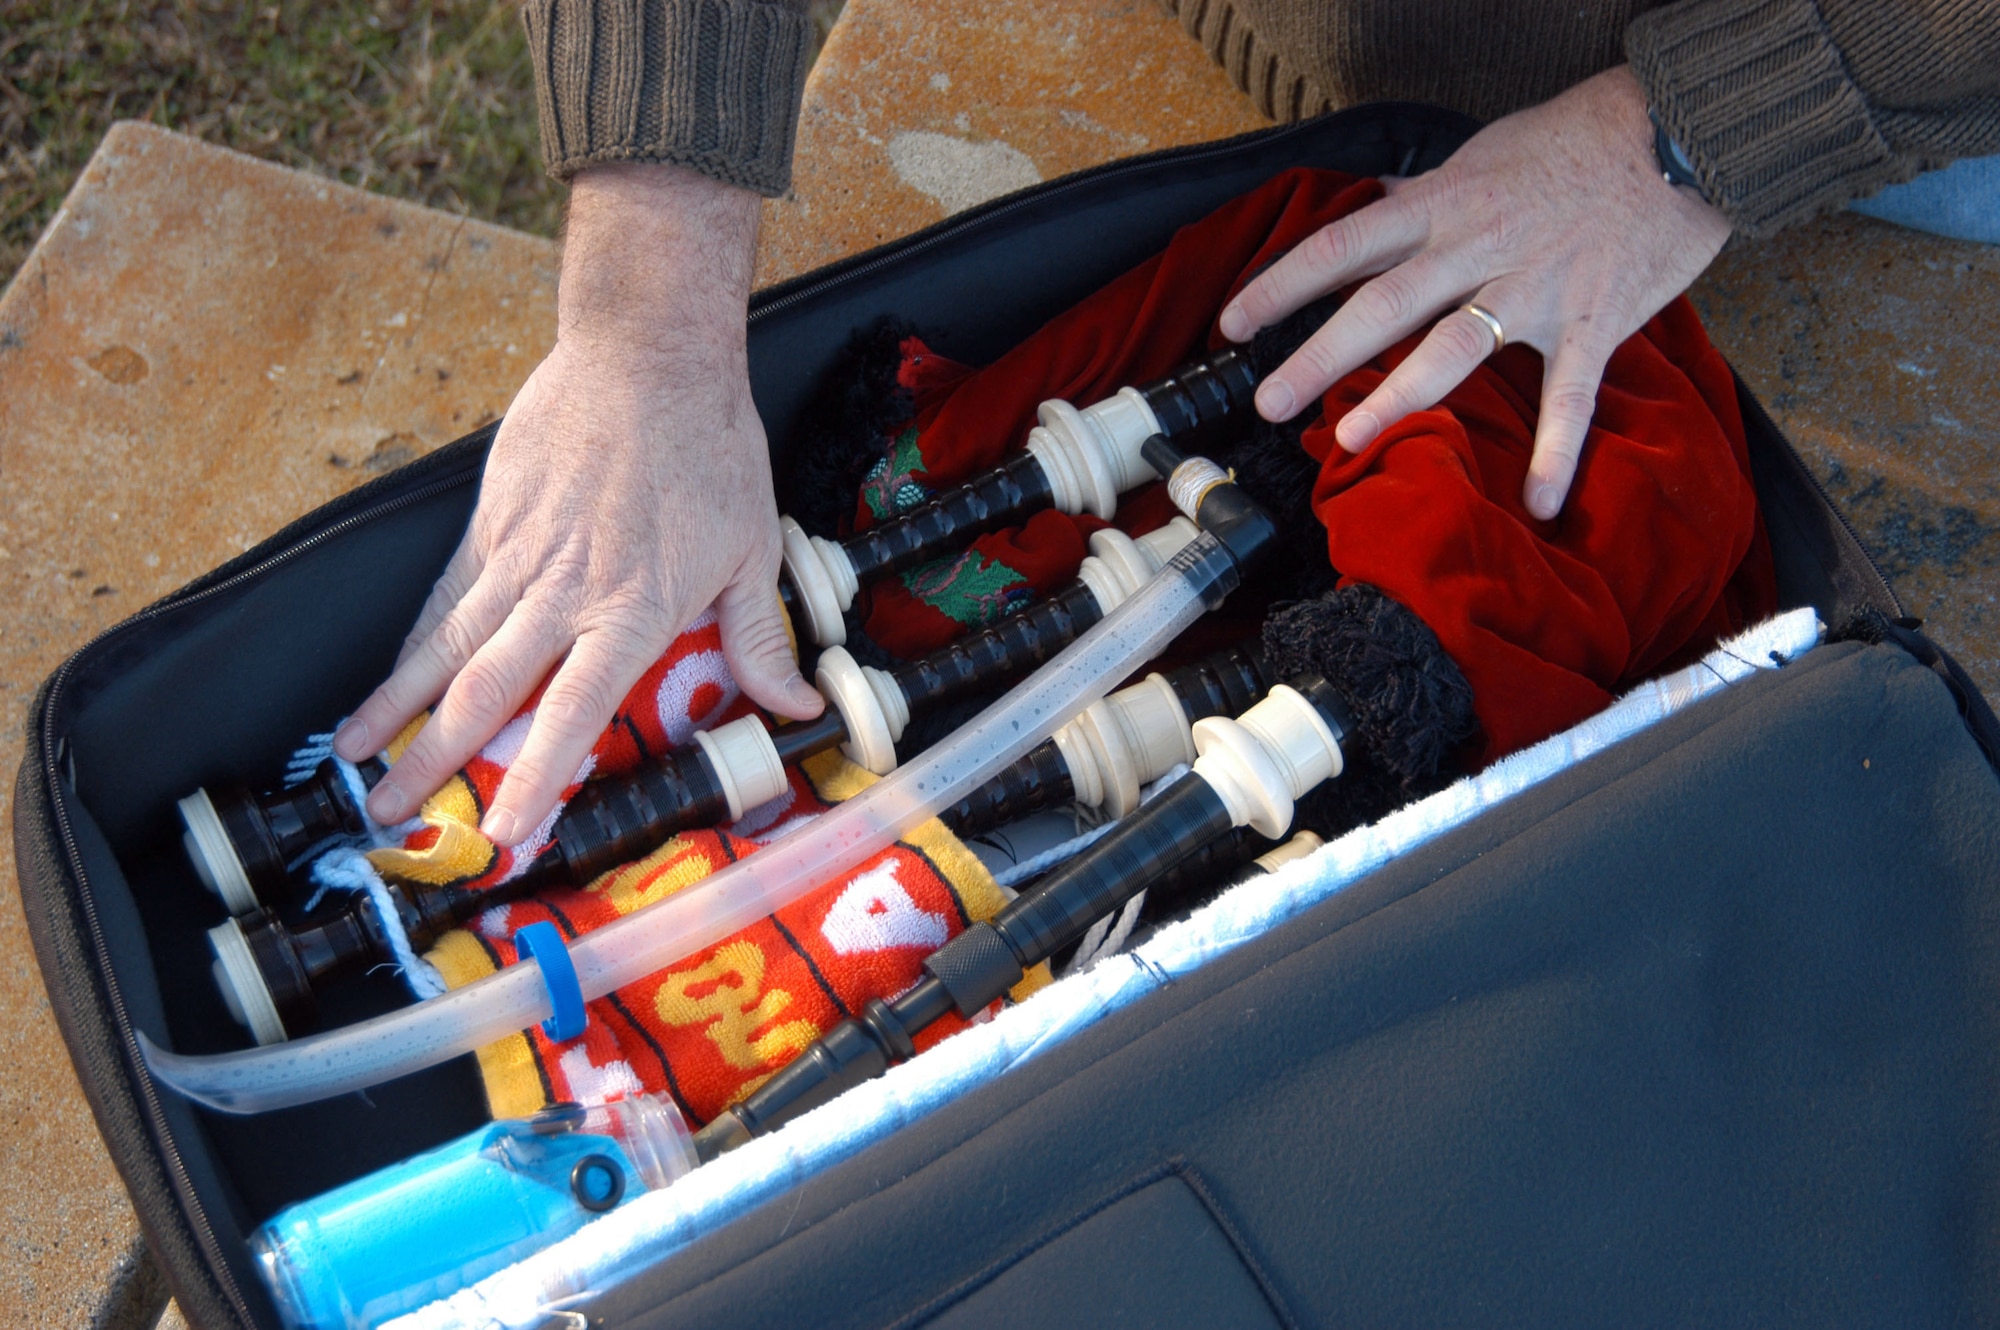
[1461,302,1506,353]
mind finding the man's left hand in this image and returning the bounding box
[1219,65,1731,519]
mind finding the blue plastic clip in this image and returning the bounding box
[513,921,587,1041]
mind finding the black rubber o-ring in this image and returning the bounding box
[570,1154,626,1213]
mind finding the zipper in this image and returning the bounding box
[38,461,483,1328]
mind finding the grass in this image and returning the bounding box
[0,0,843,290]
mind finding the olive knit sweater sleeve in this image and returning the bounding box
[522,0,814,195]
[1160,0,1997,239]
[1629,0,2000,236]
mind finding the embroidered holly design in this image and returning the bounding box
[861,426,930,520]
[902,547,1034,628]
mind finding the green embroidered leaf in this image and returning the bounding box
[902,548,1033,629]
[860,426,930,521]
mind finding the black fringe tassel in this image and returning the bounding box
[776,318,924,540]
[1260,583,1480,840]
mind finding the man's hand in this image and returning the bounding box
[332,162,823,844]
[1218,65,1731,519]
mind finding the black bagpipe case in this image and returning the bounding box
[16,103,2000,1329]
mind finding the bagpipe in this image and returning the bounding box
[180,255,1352,1049]
[142,171,1779,1330]
[233,560,1478,1327]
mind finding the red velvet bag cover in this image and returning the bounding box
[1308,297,1774,759]
[857,167,1772,756]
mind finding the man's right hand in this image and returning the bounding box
[332,162,824,845]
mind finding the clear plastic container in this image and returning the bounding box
[252,1095,695,1329]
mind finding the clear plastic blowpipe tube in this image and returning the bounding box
[142,534,1243,1115]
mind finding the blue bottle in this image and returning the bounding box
[252,1095,696,1328]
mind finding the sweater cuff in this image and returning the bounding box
[524,0,814,197]
[1627,0,1908,237]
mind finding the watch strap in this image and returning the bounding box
[1649,108,1707,199]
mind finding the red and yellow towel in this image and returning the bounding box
[347,601,1044,1125]
[427,751,1044,1125]
[366,608,751,896]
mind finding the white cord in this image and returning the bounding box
[1062,889,1149,977]
[309,849,446,999]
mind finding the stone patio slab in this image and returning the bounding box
[0,120,560,1327]
[1692,216,2000,682]
[757,0,1263,283]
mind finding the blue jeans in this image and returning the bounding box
[1848,154,2000,245]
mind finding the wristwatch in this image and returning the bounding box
[1649,108,1707,200]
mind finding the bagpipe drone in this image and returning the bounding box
[776,346,1257,646]
[183,396,1295,1043]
